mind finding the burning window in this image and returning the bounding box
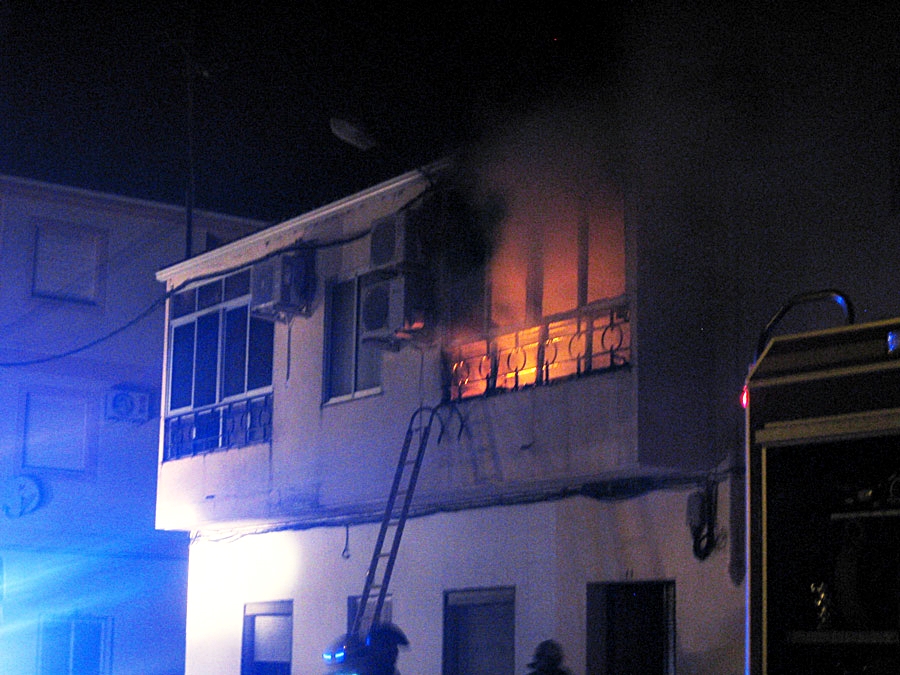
[488,181,625,329]
[444,166,628,399]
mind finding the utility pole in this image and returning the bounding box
[172,38,208,260]
[184,45,195,260]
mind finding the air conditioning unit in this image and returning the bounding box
[250,250,316,320]
[359,272,430,346]
[104,389,151,424]
[369,211,424,271]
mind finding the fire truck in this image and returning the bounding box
[746,292,900,674]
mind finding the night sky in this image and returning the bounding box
[1,2,622,222]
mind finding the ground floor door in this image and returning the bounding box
[442,587,515,675]
[586,580,675,675]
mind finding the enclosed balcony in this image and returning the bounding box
[164,392,273,460]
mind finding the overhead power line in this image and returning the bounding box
[0,294,167,368]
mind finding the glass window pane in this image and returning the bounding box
[543,205,577,316]
[197,280,223,309]
[33,223,105,303]
[588,195,626,303]
[253,614,292,663]
[170,323,195,409]
[356,340,381,391]
[327,281,356,398]
[225,269,250,301]
[23,391,91,472]
[72,619,103,675]
[195,312,220,407]
[171,289,196,318]
[489,239,527,330]
[248,317,274,391]
[39,620,70,675]
[225,270,251,300]
[222,306,248,398]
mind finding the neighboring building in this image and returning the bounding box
[154,145,744,674]
[0,175,264,675]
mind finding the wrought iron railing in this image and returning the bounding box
[443,300,630,400]
[164,393,273,460]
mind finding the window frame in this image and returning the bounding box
[37,614,113,675]
[166,271,274,417]
[241,600,293,675]
[21,385,99,477]
[322,274,384,404]
[31,220,108,305]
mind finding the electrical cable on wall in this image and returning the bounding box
[0,226,377,369]
[688,478,718,561]
[1,170,444,369]
[342,524,351,559]
[0,212,202,335]
[0,294,167,367]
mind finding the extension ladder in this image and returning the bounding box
[349,404,450,638]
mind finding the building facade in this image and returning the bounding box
[155,149,746,674]
[0,175,263,675]
[152,21,900,666]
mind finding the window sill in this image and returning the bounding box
[322,386,383,407]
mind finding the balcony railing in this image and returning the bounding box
[443,300,630,400]
[164,393,273,460]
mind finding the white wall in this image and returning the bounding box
[183,478,744,675]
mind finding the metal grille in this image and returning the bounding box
[445,301,630,400]
[164,393,273,460]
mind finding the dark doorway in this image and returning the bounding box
[443,586,515,675]
[586,581,675,675]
